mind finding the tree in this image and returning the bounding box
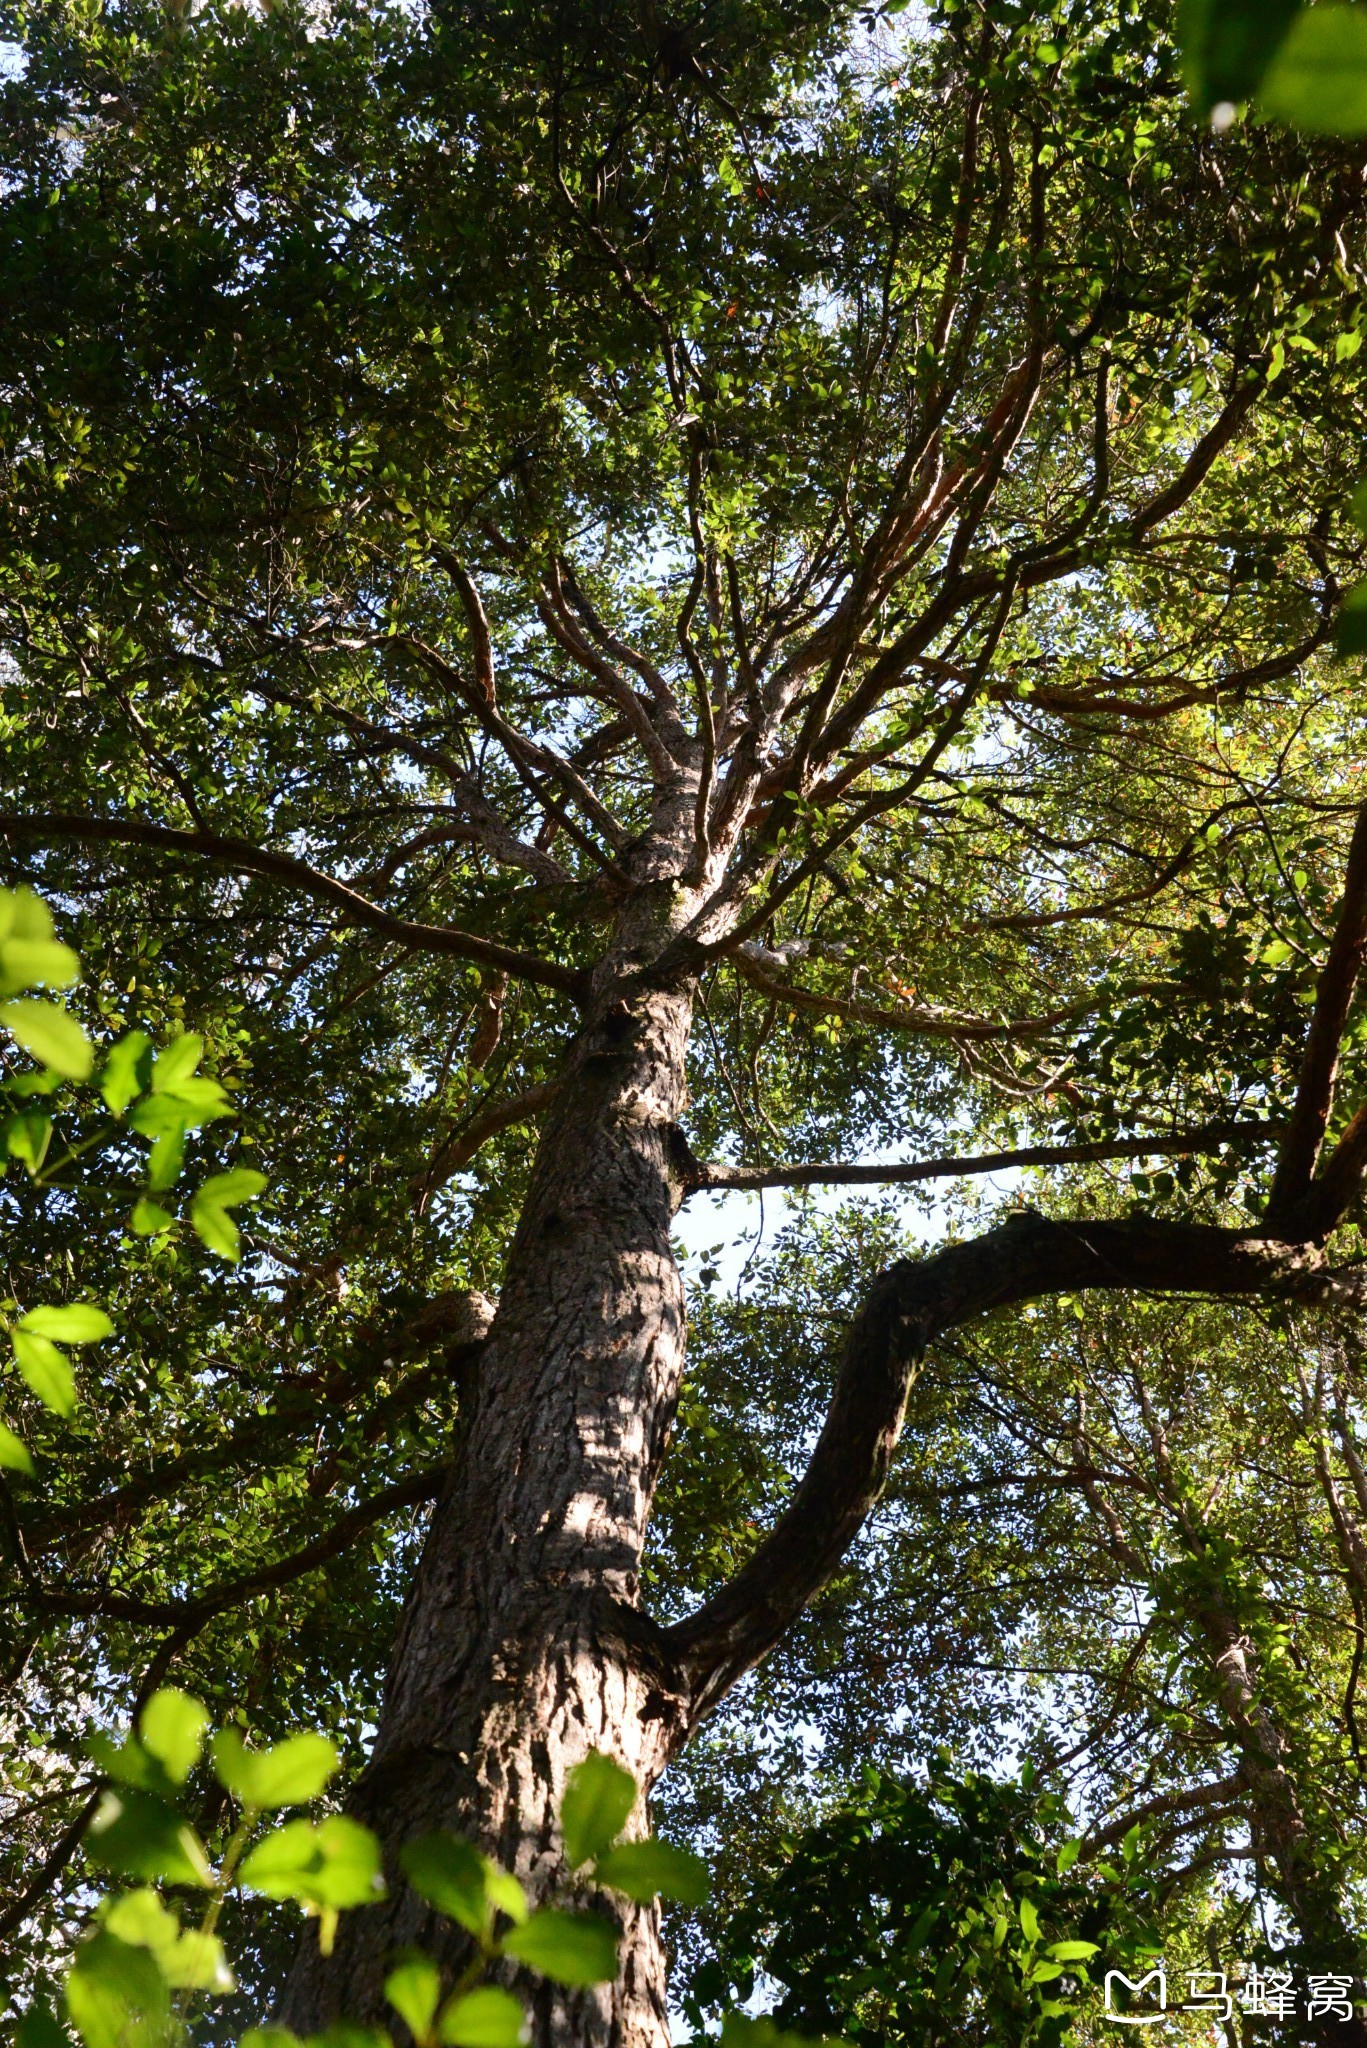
[5,0,1367,2037]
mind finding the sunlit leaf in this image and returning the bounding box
[190,1166,267,1262]
[0,1418,33,1472]
[212,1728,339,1809]
[12,1328,76,1416]
[400,1832,488,1936]
[594,1838,709,1905]
[1259,3,1367,131]
[138,1690,209,1785]
[0,999,93,1080]
[384,1954,443,2040]
[65,1932,168,2048]
[436,1988,529,2048]
[560,1751,636,1867]
[85,1789,212,1887]
[100,1030,153,1113]
[19,1303,113,1343]
[500,1907,618,1986]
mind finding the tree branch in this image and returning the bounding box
[23,1468,446,1626]
[1267,800,1367,1228]
[0,813,590,1002]
[680,1121,1279,1197]
[663,1213,1367,1717]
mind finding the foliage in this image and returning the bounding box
[688,1764,1161,2047]
[2,0,1367,2031]
[24,1701,707,2048]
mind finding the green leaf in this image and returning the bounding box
[152,1033,204,1091]
[1176,0,1301,111]
[385,1954,443,2041]
[1337,578,1367,655]
[501,1907,619,1986]
[17,2005,72,2048]
[1055,1837,1082,1875]
[130,1086,228,1135]
[190,1166,268,1263]
[101,1031,153,1114]
[88,1733,170,1797]
[212,1728,339,1808]
[436,1989,529,2048]
[5,1114,51,1179]
[19,1303,113,1343]
[130,1198,175,1236]
[12,1328,76,1416]
[0,1000,92,1080]
[240,2032,304,2048]
[594,1838,710,1905]
[240,1815,384,1908]
[1260,938,1294,966]
[1019,1896,1041,1943]
[155,1929,235,1993]
[103,1888,180,1951]
[1047,1940,1100,1962]
[399,1832,488,1936]
[0,1418,33,1472]
[310,1824,385,1910]
[484,1863,529,1925]
[65,1931,168,2048]
[560,1751,636,1867]
[84,1789,213,1887]
[5,1110,52,1171]
[1259,3,1367,132]
[138,1690,209,1785]
[718,2019,831,2048]
[145,1127,186,1193]
[304,2027,390,2048]
[0,891,81,999]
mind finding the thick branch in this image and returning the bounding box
[1267,801,1367,1226]
[664,1213,1367,1717]
[0,813,590,1002]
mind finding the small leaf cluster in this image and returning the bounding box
[0,889,265,1473]
[24,1711,712,2048]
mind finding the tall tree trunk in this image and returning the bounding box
[280,882,701,2045]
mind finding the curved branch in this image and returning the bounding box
[663,1213,1367,1717]
[0,813,590,1003]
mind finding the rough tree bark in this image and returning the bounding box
[280,814,714,2040]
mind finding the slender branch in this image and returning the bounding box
[23,1469,446,1626]
[0,813,590,1003]
[733,950,1107,1043]
[1081,1773,1246,1859]
[0,1791,101,1942]
[415,1079,561,1203]
[680,1122,1280,1197]
[664,1213,1367,1717]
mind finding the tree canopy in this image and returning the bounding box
[5,0,1367,2038]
